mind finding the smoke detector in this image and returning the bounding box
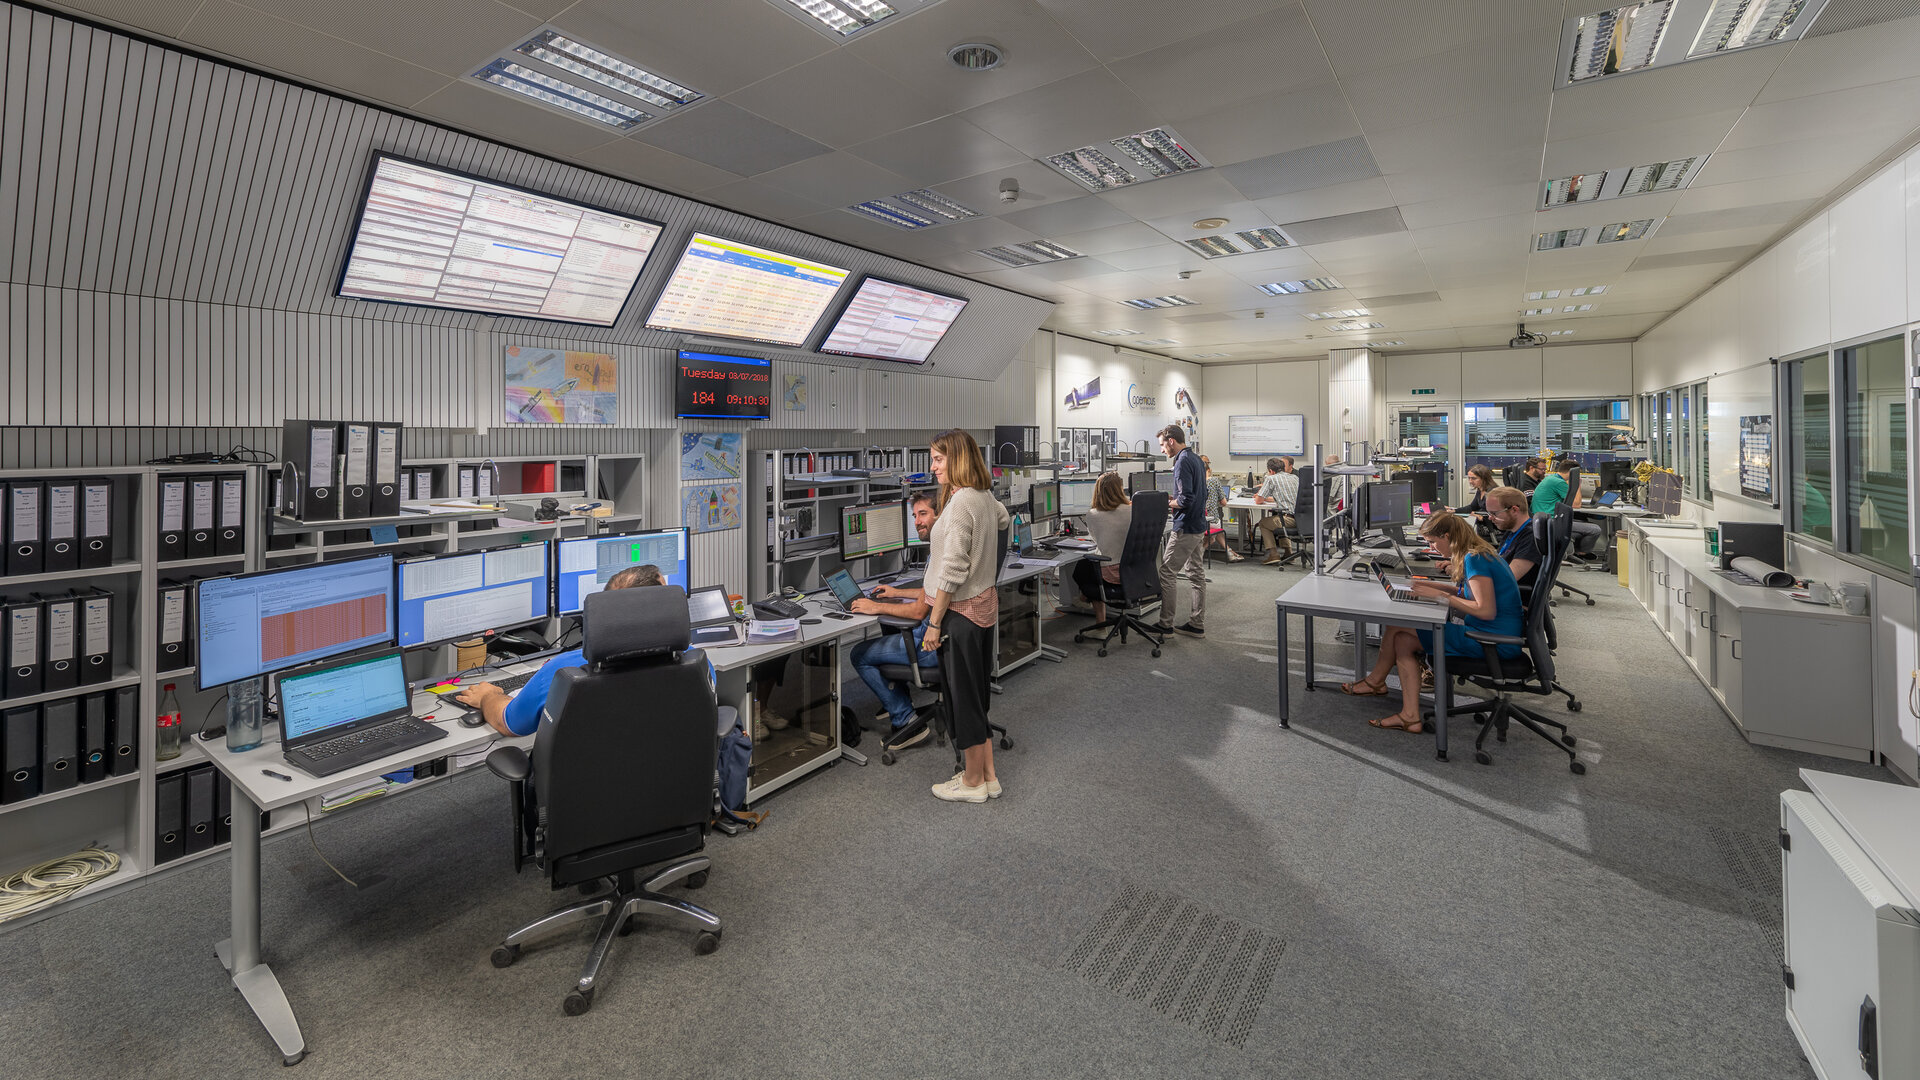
[1191,216,1229,230]
[997,177,1020,203]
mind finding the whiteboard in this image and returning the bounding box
[1229,414,1307,456]
[1707,362,1775,505]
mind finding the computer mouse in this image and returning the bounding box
[1007,561,1024,569]
[800,617,822,625]
[459,713,486,728]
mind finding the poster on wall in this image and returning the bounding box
[1073,428,1090,464]
[681,483,742,533]
[783,373,808,411]
[1739,415,1773,501]
[503,345,617,424]
[680,432,743,482]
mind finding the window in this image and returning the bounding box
[1786,353,1833,543]
[1697,384,1710,505]
[1679,389,1692,494]
[1545,398,1631,475]
[1464,401,1540,479]
[1839,336,1908,571]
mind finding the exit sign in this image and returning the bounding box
[1410,388,1437,395]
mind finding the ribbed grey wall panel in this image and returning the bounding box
[0,2,1052,430]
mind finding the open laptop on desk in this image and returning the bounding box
[824,569,912,612]
[279,650,447,778]
[1377,566,1443,605]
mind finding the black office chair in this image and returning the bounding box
[873,525,1011,766]
[1076,490,1168,657]
[1272,467,1315,569]
[484,587,723,1015]
[1443,511,1585,773]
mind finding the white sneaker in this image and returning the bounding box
[762,709,791,731]
[931,775,990,803]
[951,772,1002,798]
[752,718,770,743]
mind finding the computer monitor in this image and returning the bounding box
[1060,478,1096,516]
[1362,481,1414,531]
[1029,481,1059,520]
[555,528,690,615]
[840,501,907,562]
[196,554,397,691]
[1598,460,1634,491]
[396,541,552,649]
[1403,469,1439,508]
[902,496,930,548]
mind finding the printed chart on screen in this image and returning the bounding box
[818,278,968,363]
[646,233,848,346]
[338,155,662,327]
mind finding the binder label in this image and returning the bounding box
[220,478,244,527]
[82,598,110,656]
[84,483,110,535]
[161,591,185,643]
[9,488,37,541]
[458,469,475,499]
[8,608,36,665]
[309,426,335,488]
[344,424,370,486]
[47,485,76,540]
[476,467,493,498]
[190,480,215,530]
[46,603,74,661]
[161,481,185,532]
[375,427,399,483]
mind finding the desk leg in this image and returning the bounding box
[1277,606,1290,727]
[215,789,305,1065]
[1302,615,1316,693]
[1431,642,1449,762]
[1352,620,1366,682]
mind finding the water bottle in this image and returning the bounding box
[227,677,264,752]
[1009,511,1026,551]
[156,683,182,761]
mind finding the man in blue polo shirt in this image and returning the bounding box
[1154,424,1208,637]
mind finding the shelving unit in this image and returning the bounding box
[751,446,929,599]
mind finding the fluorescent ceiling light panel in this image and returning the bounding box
[1570,285,1607,296]
[1183,236,1243,259]
[1256,277,1340,295]
[974,240,1084,266]
[1237,227,1292,251]
[1525,290,1563,301]
[1540,154,1707,207]
[473,28,701,131]
[844,189,982,230]
[1189,352,1230,358]
[515,30,699,109]
[1534,228,1587,251]
[1621,156,1701,195]
[1595,218,1658,242]
[1543,173,1606,207]
[1302,309,1371,321]
[1689,0,1814,56]
[1044,127,1210,192]
[770,0,933,39]
[1120,295,1198,309]
[1549,329,1576,336]
[1524,307,1555,316]
[1134,338,1178,346]
[1364,341,1406,347]
[1566,1,1674,83]
[1181,227,1295,260]
[1563,303,1596,312]
[1094,328,1140,336]
[1329,321,1383,331]
[849,201,934,229]
[892,189,978,221]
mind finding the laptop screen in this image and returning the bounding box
[278,651,410,741]
[825,569,863,608]
[687,586,732,625]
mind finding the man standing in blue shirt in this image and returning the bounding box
[1154,424,1208,637]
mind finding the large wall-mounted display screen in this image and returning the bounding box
[817,276,968,364]
[674,350,773,420]
[645,233,848,346]
[336,154,663,327]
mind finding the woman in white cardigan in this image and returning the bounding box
[922,429,1010,804]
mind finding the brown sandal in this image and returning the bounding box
[1341,678,1388,696]
[1369,713,1425,734]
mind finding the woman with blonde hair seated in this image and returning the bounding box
[1071,471,1132,623]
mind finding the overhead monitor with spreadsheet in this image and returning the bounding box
[645,232,849,347]
[195,554,397,690]
[396,541,552,648]
[817,276,969,364]
[334,154,663,327]
[555,528,689,615]
[841,501,907,562]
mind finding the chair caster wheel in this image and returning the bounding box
[283,1051,306,1067]
[1475,751,1492,765]
[564,989,593,1016]
[1151,648,1161,658]
[1584,598,1594,606]
[999,736,1012,750]
[1097,649,1107,657]
[1074,634,1085,643]
[686,869,709,889]
[881,750,895,765]
[1561,735,1577,747]
[1569,760,1586,775]
[695,931,722,955]
[1567,701,1582,713]
[491,945,520,968]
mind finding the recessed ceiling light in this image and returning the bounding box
[1045,127,1210,192]
[1540,155,1706,208]
[472,28,701,131]
[1525,290,1562,301]
[1534,228,1587,251]
[1549,329,1576,337]
[845,189,981,230]
[1093,328,1140,336]
[947,41,1004,69]
[771,0,935,39]
[974,239,1084,267]
[1120,295,1198,309]
[1524,307,1555,316]
[1562,303,1595,312]
[1257,277,1340,295]
[849,201,935,229]
[1543,173,1606,207]
[1192,217,1230,230]
[1183,236,1241,259]
[1566,1,1674,83]
[1570,284,1607,296]
[1134,338,1178,346]
[1364,340,1406,348]
[1595,218,1658,243]
[1689,0,1815,56]
[1189,352,1230,358]
[1302,308,1371,321]
[1329,321,1383,331]
[893,189,978,222]
[1621,156,1699,195]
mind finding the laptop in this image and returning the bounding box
[1377,566,1442,605]
[824,569,911,612]
[687,585,741,646]
[278,649,447,778]
[1596,490,1620,507]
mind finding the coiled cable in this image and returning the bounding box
[0,848,121,923]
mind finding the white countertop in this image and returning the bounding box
[1802,769,1920,909]
[1629,520,1867,621]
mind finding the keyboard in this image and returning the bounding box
[490,670,534,695]
[284,716,446,778]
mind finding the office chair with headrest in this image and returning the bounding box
[484,586,723,1015]
[1076,490,1169,657]
[1442,510,1585,773]
[1273,466,1316,569]
[872,525,1012,766]
[1501,463,1527,489]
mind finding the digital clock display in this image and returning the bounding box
[674,350,772,420]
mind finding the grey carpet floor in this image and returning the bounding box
[0,561,1882,1079]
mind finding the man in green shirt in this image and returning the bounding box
[1531,460,1601,554]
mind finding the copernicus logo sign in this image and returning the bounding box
[1063,376,1101,410]
[1126,383,1158,410]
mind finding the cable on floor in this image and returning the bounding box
[0,848,122,923]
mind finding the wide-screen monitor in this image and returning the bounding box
[1404,469,1439,508]
[196,555,396,690]
[646,232,849,346]
[1060,479,1096,516]
[841,502,906,562]
[1598,460,1634,490]
[674,350,773,420]
[555,528,690,615]
[1028,482,1059,520]
[817,277,968,364]
[1362,481,1413,530]
[397,541,552,648]
[335,154,663,327]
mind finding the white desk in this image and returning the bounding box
[992,549,1086,683]
[202,705,531,1064]
[1224,495,1271,551]
[1274,572,1458,760]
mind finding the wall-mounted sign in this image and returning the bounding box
[1410,388,1437,396]
[1064,376,1101,410]
[1125,382,1159,410]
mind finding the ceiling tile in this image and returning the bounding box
[1366,103,1549,177]
[45,0,202,36]
[411,78,615,159]
[1031,0,1276,61]
[932,162,1094,218]
[1003,196,1136,236]
[1657,200,1814,236]
[1539,110,1748,179]
[1280,206,1407,246]
[634,101,832,177]
[1546,48,1786,142]
[1107,5,1332,118]
[1250,177,1397,226]
[725,51,953,150]
[1308,0,1561,78]
[1627,247,1754,272]
[1045,222,1176,256]
[1676,173,1856,212]
[1219,136,1382,202]
[846,0,1101,112]
[959,68,1162,158]
[178,0,451,109]
[554,0,834,97]
[1161,81,1362,167]
[1095,169,1246,218]
[572,134,746,193]
[702,178,833,222]
[753,151,916,207]
[1721,75,1920,150]
[1340,22,1560,133]
[848,116,1029,188]
[1755,14,1920,102]
[229,0,539,78]
[1396,182,1540,231]
[1687,134,1885,187]
[1136,200,1273,243]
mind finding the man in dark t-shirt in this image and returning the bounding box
[1484,486,1541,590]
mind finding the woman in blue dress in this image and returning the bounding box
[1340,511,1524,733]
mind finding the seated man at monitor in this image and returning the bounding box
[1483,486,1542,590]
[456,563,664,736]
[1252,456,1299,564]
[1530,459,1602,555]
[1516,457,1546,492]
[847,494,939,746]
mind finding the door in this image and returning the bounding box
[1391,404,1458,503]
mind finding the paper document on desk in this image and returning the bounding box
[320,778,392,811]
[1051,538,1096,550]
[747,619,800,643]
